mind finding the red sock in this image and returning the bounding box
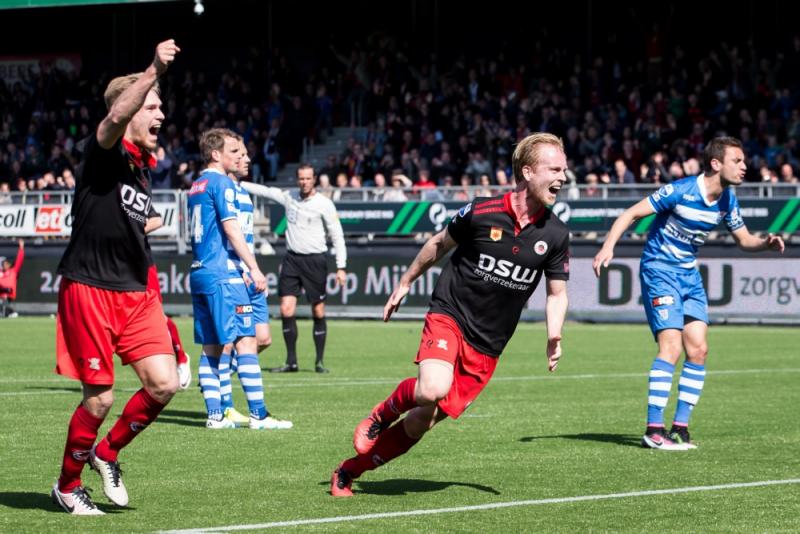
[166,317,189,365]
[376,378,417,424]
[344,420,420,477]
[95,388,165,462]
[58,404,104,492]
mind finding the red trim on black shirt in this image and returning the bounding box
[122,138,156,169]
[503,192,545,236]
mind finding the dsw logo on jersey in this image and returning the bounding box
[120,184,151,224]
[477,253,537,283]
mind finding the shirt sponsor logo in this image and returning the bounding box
[236,304,254,314]
[534,241,548,255]
[189,180,208,195]
[475,253,537,289]
[490,226,503,241]
[652,295,675,307]
[120,184,151,224]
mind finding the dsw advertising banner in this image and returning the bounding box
[15,254,800,322]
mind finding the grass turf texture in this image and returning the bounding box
[0,318,798,532]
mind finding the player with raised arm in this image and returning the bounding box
[593,136,785,450]
[52,39,180,515]
[330,133,570,496]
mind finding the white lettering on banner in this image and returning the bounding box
[364,265,442,300]
[0,202,179,237]
[337,210,395,220]
[528,258,800,318]
[34,206,70,234]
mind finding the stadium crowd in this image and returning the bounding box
[3,32,800,193]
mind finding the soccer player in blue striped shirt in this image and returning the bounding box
[594,137,784,450]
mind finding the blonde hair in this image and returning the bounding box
[103,73,161,110]
[512,132,564,183]
[199,128,237,164]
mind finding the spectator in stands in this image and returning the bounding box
[613,159,636,184]
[0,239,24,318]
[0,182,11,204]
[683,158,701,177]
[584,173,602,198]
[384,174,410,201]
[779,163,798,183]
[371,172,387,201]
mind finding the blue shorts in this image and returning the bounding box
[248,283,269,325]
[640,263,708,338]
[192,281,255,345]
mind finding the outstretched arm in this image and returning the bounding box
[97,39,180,149]
[238,181,290,206]
[383,228,457,321]
[545,279,568,372]
[731,227,785,253]
[12,239,24,275]
[593,197,655,276]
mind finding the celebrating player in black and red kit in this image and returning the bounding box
[51,39,181,515]
[331,132,571,496]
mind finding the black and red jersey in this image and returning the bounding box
[57,135,156,291]
[429,193,570,357]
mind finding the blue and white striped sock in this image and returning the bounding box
[673,361,706,426]
[647,358,675,427]
[231,353,239,374]
[198,353,222,420]
[219,352,233,412]
[236,353,268,420]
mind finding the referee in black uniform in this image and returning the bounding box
[241,164,346,373]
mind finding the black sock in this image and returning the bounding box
[282,316,298,366]
[313,317,327,366]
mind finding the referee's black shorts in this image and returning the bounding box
[278,252,328,303]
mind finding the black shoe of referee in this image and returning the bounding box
[269,363,299,373]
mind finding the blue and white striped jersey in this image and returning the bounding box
[641,175,744,270]
[188,169,243,293]
[233,181,255,272]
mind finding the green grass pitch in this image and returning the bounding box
[0,317,798,532]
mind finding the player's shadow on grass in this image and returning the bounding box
[151,409,208,428]
[0,492,129,514]
[322,479,500,496]
[519,433,642,447]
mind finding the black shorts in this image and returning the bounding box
[278,252,328,303]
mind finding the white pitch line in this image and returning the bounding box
[158,478,800,533]
[2,368,799,397]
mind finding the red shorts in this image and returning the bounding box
[147,264,163,301]
[415,313,498,419]
[55,278,173,385]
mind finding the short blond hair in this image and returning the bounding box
[103,73,161,110]
[512,132,564,183]
[199,127,237,164]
